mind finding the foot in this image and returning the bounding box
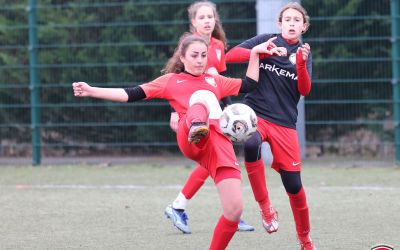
[299,235,316,250]
[188,122,209,144]
[261,206,279,234]
[237,219,255,232]
[164,204,191,234]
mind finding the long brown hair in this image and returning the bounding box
[278,2,310,33]
[161,33,208,74]
[187,0,227,48]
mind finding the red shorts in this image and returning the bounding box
[177,118,241,180]
[214,167,241,184]
[257,117,302,172]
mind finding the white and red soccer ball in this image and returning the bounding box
[219,103,258,142]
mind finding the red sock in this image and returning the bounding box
[209,215,239,250]
[186,103,209,127]
[182,165,209,199]
[245,159,270,211]
[287,187,310,238]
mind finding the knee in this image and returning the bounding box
[244,132,261,151]
[244,132,262,162]
[224,200,243,221]
[281,170,303,194]
[284,182,302,194]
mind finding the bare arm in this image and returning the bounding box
[72,82,129,102]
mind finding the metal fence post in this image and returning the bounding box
[28,0,41,165]
[392,0,400,163]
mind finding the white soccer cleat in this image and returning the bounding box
[164,204,191,234]
[261,206,279,234]
[237,219,255,232]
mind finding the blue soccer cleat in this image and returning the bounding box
[237,219,255,232]
[164,204,191,234]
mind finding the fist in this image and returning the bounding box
[72,82,91,97]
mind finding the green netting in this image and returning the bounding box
[0,0,397,161]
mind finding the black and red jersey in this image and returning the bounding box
[226,33,312,129]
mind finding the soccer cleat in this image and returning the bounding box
[164,204,191,234]
[299,235,316,250]
[188,122,209,144]
[261,206,279,234]
[237,219,255,232]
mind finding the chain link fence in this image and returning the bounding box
[0,0,397,163]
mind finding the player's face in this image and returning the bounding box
[191,6,216,37]
[279,8,306,41]
[181,42,208,76]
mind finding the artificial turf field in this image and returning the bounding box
[0,157,399,249]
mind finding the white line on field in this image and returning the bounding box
[319,186,399,191]
[4,184,399,191]
[12,184,188,190]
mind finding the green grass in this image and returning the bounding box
[0,159,399,250]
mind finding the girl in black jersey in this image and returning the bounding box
[226,2,315,250]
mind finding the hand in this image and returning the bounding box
[265,36,278,50]
[169,112,179,132]
[269,46,287,56]
[253,37,287,57]
[251,37,274,55]
[72,82,92,97]
[252,37,277,55]
[266,36,286,56]
[296,43,310,62]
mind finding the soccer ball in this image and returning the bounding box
[219,103,258,142]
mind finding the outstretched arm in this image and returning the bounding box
[73,81,147,102]
[226,37,286,63]
[72,82,130,102]
[226,47,253,63]
[217,41,272,97]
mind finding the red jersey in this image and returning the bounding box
[192,33,226,73]
[207,37,226,73]
[140,72,242,178]
[140,72,241,117]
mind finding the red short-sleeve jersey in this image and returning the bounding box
[140,72,241,117]
[207,37,226,73]
[140,72,242,178]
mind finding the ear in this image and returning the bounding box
[278,21,282,30]
[302,23,308,33]
[191,18,196,28]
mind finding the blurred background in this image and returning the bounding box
[0,0,398,165]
